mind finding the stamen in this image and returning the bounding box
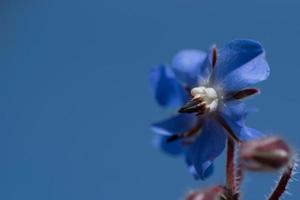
[196,106,209,116]
[178,97,205,114]
[179,86,219,115]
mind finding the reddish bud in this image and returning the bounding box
[185,186,225,200]
[240,137,292,171]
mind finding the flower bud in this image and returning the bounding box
[185,186,224,200]
[240,137,292,171]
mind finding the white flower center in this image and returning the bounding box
[191,86,219,112]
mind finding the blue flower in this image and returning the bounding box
[150,39,270,180]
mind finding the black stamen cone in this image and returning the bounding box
[178,98,203,113]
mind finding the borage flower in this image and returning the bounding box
[150,39,270,180]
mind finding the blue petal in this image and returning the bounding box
[172,50,208,87]
[150,65,188,107]
[151,114,198,156]
[153,135,184,155]
[151,114,198,136]
[186,159,214,180]
[221,101,264,141]
[185,119,227,180]
[222,101,249,122]
[239,127,263,141]
[215,39,270,91]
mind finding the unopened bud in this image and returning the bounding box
[240,137,292,171]
[185,186,225,200]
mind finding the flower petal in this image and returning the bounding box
[239,127,263,141]
[150,65,188,107]
[221,101,263,141]
[153,135,184,155]
[222,101,249,122]
[215,39,270,91]
[172,50,208,87]
[185,119,227,180]
[151,114,198,136]
[186,158,214,180]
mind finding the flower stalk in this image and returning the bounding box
[235,154,244,196]
[226,138,237,195]
[268,160,295,200]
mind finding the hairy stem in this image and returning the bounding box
[268,160,295,200]
[235,153,244,196]
[226,138,237,195]
[215,114,242,199]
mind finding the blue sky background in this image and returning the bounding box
[0,0,299,199]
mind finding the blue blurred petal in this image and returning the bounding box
[186,159,214,180]
[222,101,248,122]
[185,119,226,180]
[221,102,263,141]
[150,65,188,107]
[151,114,198,136]
[151,114,198,156]
[172,50,208,86]
[153,135,184,155]
[239,127,263,141]
[215,39,270,91]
